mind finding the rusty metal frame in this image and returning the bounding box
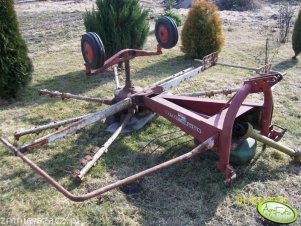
[0,51,285,202]
[142,73,282,181]
[0,136,215,202]
[18,98,132,153]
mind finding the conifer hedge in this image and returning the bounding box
[181,0,224,59]
[84,0,149,58]
[0,0,33,99]
[292,6,301,59]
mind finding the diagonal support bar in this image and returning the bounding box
[150,67,195,87]
[14,113,92,140]
[19,98,132,152]
[75,112,133,180]
[154,52,220,92]
[195,61,273,75]
[38,89,112,105]
[180,88,240,97]
[160,65,205,91]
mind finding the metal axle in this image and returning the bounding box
[38,89,112,105]
[242,123,301,163]
[180,88,240,97]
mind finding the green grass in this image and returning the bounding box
[0,2,301,226]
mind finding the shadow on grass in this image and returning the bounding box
[2,106,299,222]
[117,145,300,225]
[1,120,224,225]
[272,58,298,72]
[1,54,294,224]
[2,117,300,225]
[0,55,198,136]
[0,54,196,114]
[0,69,114,110]
[133,55,199,84]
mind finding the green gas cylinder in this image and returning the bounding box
[230,138,257,165]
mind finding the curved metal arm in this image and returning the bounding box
[89,45,162,75]
[0,136,215,202]
[216,73,283,181]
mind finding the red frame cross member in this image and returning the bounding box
[85,45,162,75]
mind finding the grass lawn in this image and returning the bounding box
[0,1,300,225]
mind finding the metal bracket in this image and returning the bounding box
[268,124,287,142]
[245,73,283,93]
[256,64,271,75]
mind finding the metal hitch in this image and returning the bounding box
[237,123,301,163]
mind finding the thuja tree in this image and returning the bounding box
[84,0,149,58]
[181,0,224,59]
[0,0,33,99]
[292,6,301,59]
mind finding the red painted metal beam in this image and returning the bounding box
[86,45,162,75]
[144,95,220,142]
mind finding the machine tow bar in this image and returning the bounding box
[236,123,301,163]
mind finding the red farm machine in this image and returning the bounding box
[1,16,300,202]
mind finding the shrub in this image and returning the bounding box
[217,0,260,11]
[0,0,33,99]
[84,0,149,59]
[292,6,301,59]
[161,11,183,26]
[181,0,224,59]
[278,1,294,43]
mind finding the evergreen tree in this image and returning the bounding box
[84,0,149,58]
[292,6,301,59]
[181,0,224,59]
[0,0,33,99]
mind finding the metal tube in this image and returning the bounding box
[160,65,204,91]
[194,60,272,74]
[215,62,260,71]
[113,67,121,89]
[0,136,215,202]
[180,88,240,97]
[14,113,92,140]
[19,98,132,152]
[151,67,195,87]
[243,123,298,159]
[76,113,133,180]
[124,60,132,88]
[38,89,112,105]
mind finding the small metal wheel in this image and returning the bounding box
[81,32,105,69]
[155,16,178,49]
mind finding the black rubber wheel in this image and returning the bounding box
[81,32,105,69]
[155,16,178,49]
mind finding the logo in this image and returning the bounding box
[165,111,202,134]
[257,201,298,224]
